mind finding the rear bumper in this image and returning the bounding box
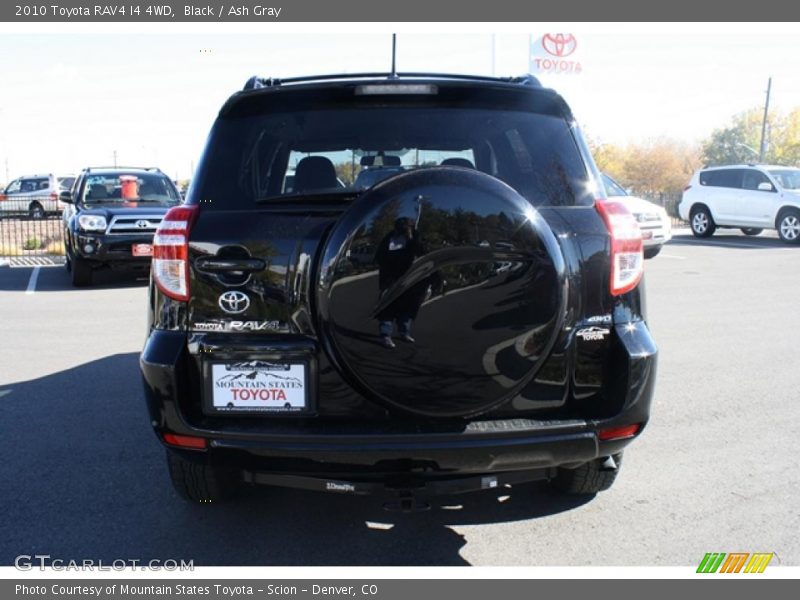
[141,320,657,483]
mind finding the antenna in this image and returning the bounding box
[390,34,398,79]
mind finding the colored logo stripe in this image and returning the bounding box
[744,553,773,573]
[697,552,773,573]
[697,553,726,573]
[719,553,749,573]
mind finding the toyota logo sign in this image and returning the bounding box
[135,219,150,229]
[542,34,577,58]
[530,33,583,75]
[218,291,250,314]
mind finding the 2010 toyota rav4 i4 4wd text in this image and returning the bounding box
[140,73,657,506]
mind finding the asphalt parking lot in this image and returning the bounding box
[0,231,798,567]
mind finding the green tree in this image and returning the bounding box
[701,108,768,166]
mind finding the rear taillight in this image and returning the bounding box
[595,199,643,296]
[50,191,58,200]
[598,423,641,441]
[683,185,692,192]
[163,433,207,449]
[152,205,198,302]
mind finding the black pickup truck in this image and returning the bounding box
[140,73,657,507]
[61,167,182,287]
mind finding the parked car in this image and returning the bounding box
[140,72,657,505]
[679,164,800,243]
[601,173,672,258]
[60,167,182,286]
[0,173,71,218]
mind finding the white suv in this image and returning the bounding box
[0,173,74,218]
[679,164,800,243]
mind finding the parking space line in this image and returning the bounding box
[25,267,41,295]
[659,253,686,260]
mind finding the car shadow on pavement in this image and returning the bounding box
[0,264,149,292]
[0,353,593,567]
[667,233,789,249]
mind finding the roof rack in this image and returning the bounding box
[243,72,540,91]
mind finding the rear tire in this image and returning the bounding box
[777,209,800,244]
[70,255,92,287]
[166,451,237,504]
[28,202,45,219]
[551,453,623,495]
[740,228,763,236]
[643,246,662,259]
[690,206,715,238]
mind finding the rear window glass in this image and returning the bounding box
[192,106,593,209]
[20,178,49,192]
[699,169,743,189]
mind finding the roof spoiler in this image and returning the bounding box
[243,72,541,91]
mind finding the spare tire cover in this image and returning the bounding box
[316,167,567,418]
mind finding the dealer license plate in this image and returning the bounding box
[209,361,307,413]
[132,243,153,257]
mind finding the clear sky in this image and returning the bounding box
[2,26,800,182]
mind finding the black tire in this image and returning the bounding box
[70,255,92,287]
[551,453,623,495]
[776,209,800,244]
[166,451,237,503]
[690,206,715,238]
[740,228,763,236]
[29,202,45,220]
[643,246,662,259]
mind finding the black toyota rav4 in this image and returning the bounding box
[140,73,657,506]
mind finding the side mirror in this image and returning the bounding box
[59,190,73,203]
[757,182,774,192]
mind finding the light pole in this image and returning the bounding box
[759,77,772,163]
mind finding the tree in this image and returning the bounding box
[700,107,800,167]
[588,136,701,196]
[334,162,361,186]
[701,108,769,166]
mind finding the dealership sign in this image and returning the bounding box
[530,33,583,75]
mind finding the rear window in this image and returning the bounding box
[192,106,593,209]
[699,169,744,189]
[20,178,50,193]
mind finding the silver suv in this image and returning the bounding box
[0,173,74,218]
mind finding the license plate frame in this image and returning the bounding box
[204,360,312,415]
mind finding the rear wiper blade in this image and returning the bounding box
[255,190,360,204]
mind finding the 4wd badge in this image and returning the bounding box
[218,291,250,314]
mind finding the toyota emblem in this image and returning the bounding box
[135,219,150,229]
[542,33,577,58]
[218,291,250,314]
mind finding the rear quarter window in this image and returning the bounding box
[700,169,744,189]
